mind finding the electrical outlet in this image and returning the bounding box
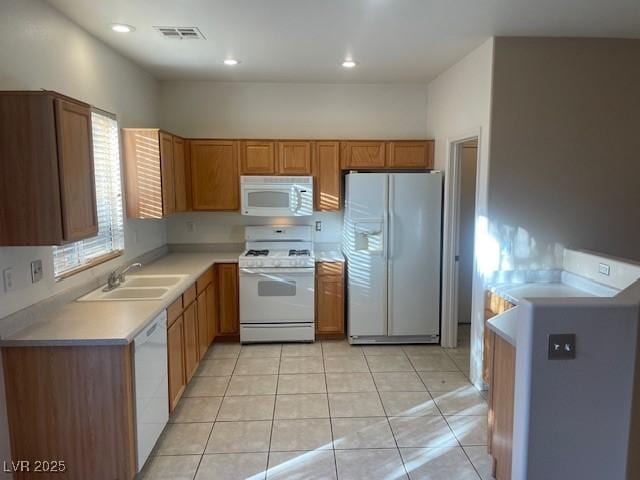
[186,221,195,233]
[31,259,43,283]
[598,263,610,276]
[315,221,322,232]
[3,268,15,292]
[548,334,576,360]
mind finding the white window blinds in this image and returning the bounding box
[53,111,125,278]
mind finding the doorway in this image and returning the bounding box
[441,133,481,357]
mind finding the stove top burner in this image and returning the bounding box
[289,249,310,257]
[246,249,269,257]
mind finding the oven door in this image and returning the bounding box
[241,185,313,216]
[240,268,315,324]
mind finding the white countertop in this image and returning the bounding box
[490,282,596,306]
[315,250,345,263]
[0,252,241,347]
[487,305,520,346]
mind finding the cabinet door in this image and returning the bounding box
[277,141,311,175]
[386,141,434,169]
[173,136,189,212]
[159,132,176,216]
[240,141,275,174]
[190,140,239,211]
[183,301,199,382]
[217,264,239,337]
[316,270,345,335]
[340,141,385,169]
[206,283,218,344]
[313,141,341,211]
[54,98,98,242]
[167,315,186,412]
[197,292,209,361]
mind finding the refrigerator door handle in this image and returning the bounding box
[387,175,394,335]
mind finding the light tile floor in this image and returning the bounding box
[140,325,495,479]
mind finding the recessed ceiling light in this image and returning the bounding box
[342,60,358,68]
[224,59,240,66]
[111,24,135,33]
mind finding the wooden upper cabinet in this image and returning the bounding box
[173,136,189,212]
[386,141,434,169]
[0,91,98,246]
[313,141,341,211]
[159,132,176,216]
[340,141,386,169]
[240,140,275,174]
[55,98,99,242]
[277,141,312,175]
[190,140,240,211]
[122,128,184,219]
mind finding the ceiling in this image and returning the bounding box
[46,0,640,83]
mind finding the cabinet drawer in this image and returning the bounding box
[197,267,214,293]
[167,297,183,326]
[183,284,197,307]
[316,262,344,276]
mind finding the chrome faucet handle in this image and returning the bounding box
[117,262,142,284]
[103,271,120,292]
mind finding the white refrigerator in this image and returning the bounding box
[343,172,442,344]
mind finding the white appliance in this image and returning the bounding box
[133,311,169,471]
[241,176,313,216]
[344,172,443,344]
[239,226,315,342]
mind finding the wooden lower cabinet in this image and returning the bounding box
[206,283,217,344]
[2,345,137,480]
[484,291,515,384]
[167,314,186,412]
[183,301,199,381]
[315,262,345,339]
[488,331,516,480]
[216,263,240,340]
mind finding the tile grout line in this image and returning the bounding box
[363,350,410,479]
[322,341,340,480]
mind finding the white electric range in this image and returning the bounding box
[239,226,315,343]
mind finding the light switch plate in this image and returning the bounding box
[598,263,610,276]
[31,259,43,283]
[315,221,322,232]
[3,268,15,292]
[548,333,576,360]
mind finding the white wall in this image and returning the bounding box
[425,38,494,382]
[160,81,430,244]
[0,0,164,469]
[159,81,429,139]
[0,0,165,322]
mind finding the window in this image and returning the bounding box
[53,111,125,279]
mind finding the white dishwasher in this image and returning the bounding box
[134,311,168,471]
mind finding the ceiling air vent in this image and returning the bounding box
[153,26,206,40]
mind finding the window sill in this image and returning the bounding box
[55,250,123,282]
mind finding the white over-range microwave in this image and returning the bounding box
[241,176,313,216]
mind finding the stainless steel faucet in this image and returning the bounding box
[102,262,142,292]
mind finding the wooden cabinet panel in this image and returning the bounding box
[386,141,434,169]
[217,263,239,338]
[173,136,189,212]
[55,98,99,242]
[197,292,209,361]
[190,140,240,211]
[313,141,341,211]
[206,283,218,345]
[488,332,516,480]
[277,141,311,174]
[183,283,197,308]
[159,131,176,216]
[183,302,199,381]
[167,296,183,327]
[197,267,214,294]
[122,128,182,219]
[2,345,136,480]
[315,262,345,338]
[168,315,186,412]
[241,141,275,174]
[340,141,385,169]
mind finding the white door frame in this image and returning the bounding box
[441,128,482,349]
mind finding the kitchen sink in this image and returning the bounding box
[123,275,187,288]
[78,286,172,302]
